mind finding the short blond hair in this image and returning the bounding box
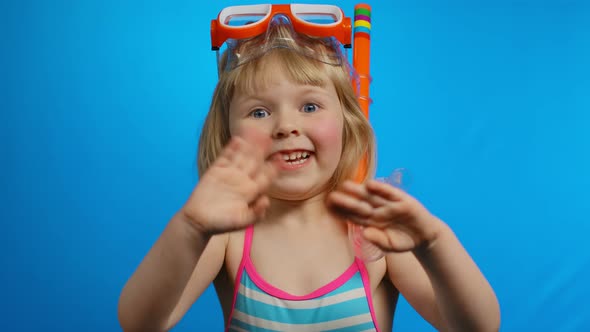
[198,25,375,189]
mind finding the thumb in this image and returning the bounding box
[362,227,392,250]
[362,227,415,253]
[248,195,270,222]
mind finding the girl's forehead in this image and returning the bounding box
[233,54,333,96]
[235,67,339,99]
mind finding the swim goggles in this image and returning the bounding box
[210,4,352,71]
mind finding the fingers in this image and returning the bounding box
[231,137,260,176]
[234,128,272,174]
[361,227,391,250]
[215,137,240,168]
[218,132,271,177]
[327,191,374,221]
[251,157,279,192]
[366,179,406,202]
[362,227,416,252]
[370,204,403,222]
[233,126,273,164]
[328,180,411,228]
[337,180,390,208]
[250,195,270,220]
[239,127,273,156]
[327,181,380,225]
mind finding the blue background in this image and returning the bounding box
[3,0,589,331]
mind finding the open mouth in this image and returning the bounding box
[280,150,312,166]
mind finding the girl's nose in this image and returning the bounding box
[272,113,300,139]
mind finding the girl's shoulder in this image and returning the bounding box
[227,229,246,252]
[364,255,389,291]
[224,229,247,279]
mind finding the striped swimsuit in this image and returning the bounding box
[226,226,381,332]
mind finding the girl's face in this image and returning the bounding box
[228,63,344,201]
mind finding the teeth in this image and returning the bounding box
[281,151,311,161]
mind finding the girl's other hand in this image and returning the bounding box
[327,180,445,253]
[182,129,279,235]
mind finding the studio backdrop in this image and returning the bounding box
[3,0,589,331]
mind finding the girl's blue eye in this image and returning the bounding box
[250,109,269,118]
[303,103,318,113]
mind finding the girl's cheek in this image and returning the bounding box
[227,114,241,135]
[310,117,344,146]
[229,118,272,137]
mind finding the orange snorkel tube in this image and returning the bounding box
[349,4,384,261]
[352,3,372,182]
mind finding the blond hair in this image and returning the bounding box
[198,25,375,189]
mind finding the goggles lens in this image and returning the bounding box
[216,14,347,74]
[219,4,342,26]
[223,14,267,27]
[223,13,339,27]
[295,13,339,25]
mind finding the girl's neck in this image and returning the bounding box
[264,193,340,228]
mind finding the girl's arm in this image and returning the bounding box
[119,130,277,332]
[117,212,227,332]
[386,222,500,332]
[327,180,500,331]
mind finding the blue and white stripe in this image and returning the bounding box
[228,270,377,332]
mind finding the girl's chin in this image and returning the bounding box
[268,188,315,201]
[267,180,330,201]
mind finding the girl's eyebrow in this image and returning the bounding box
[234,84,334,105]
[300,87,337,101]
[233,92,265,104]
[299,85,330,94]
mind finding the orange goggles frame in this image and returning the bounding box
[210,4,352,50]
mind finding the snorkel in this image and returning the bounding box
[352,4,371,183]
[348,4,386,262]
[353,4,372,119]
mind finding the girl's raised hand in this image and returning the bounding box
[182,130,278,235]
[327,180,445,253]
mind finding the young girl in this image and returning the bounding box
[118,5,500,332]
